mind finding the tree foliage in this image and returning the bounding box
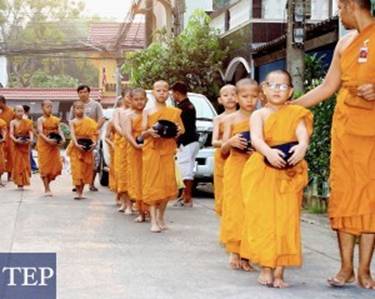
[0,0,98,87]
[123,10,227,101]
[302,54,336,190]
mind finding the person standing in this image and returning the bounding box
[23,105,38,174]
[294,0,375,289]
[0,96,15,180]
[171,82,200,208]
[70,85,104,191]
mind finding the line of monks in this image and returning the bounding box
[213,72,312,288]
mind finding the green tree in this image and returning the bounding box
[124,10,227,101]
[0,0,98,87]
[302,54,336,194]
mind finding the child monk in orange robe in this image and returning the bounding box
[220,79,258,272]
[105,120,117,196]
[241,70,313,288]
[125,88,148,223]
[141,80,185,233]
[36,100,65,196]
[113,89,133,214]
[212,84,237,216]
[0,96,15,178]
[0,118,7,185]
[9,106,33,189]
[67,101,98,200]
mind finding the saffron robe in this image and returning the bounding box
[67,117,97,186]
[329,23,375,235]
[114,132,128,194]
[0,106,15,172]
[240,105,313,268]
[214,122,226,216]
[142,107,184,205]
[36,116,62,181]
[12,119,33,186]
[0,119,7,174]
[108,123,117,192]
[220,120,251,254]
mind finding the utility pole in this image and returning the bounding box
[173,0,186,36]
[145,0,154,46]
[286,0,305,93]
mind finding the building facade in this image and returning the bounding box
[210,0,340,83]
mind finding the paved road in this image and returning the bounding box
[0,175,373,299]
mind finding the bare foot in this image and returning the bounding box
[44,191,53,198]
[257,267,273,287]
[150,224,161,233]
[229,253,241,270]
[240,259,256,272]
[124,207,132,215]
[118,205,125,213]
[134,215,145,223]
[358,272,375,290]
[327,269,355,287]
[273,278,289,289]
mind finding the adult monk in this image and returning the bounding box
[294,0,375,289]
[0,96,15,179]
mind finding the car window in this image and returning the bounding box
[145,92,216,120]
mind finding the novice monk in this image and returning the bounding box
[36,100,65,196]
[220,79,258,271]
[0,118,7,186]
[241,70,313,288]
[113,89,133,214]
[67,101,98,200]
[141,80,184,233]
[125,88,148,223]
[105,120,117,196]
[0,96,15,179]
[294,0,375,289]
[212,84,237,216]
[9,106,33,189]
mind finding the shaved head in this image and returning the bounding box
[341,0,372,10]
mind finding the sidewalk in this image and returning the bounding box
[0,175,373,299]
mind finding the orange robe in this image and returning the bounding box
[114,132,128,194]
[329,23,375,235]
[240,106,313,268]
[67,117,97,186]
[0,119,7,174]
[142,107,185,205]
[220,120,251,254]
[214,122,227,216]
[127,114,147,211]
[0,106,15,172]
[108,125,117,192]
[12,119,33,186]
[36,116,62,181]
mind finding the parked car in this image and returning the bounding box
[98,92,217,188]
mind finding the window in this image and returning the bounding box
[253,0,262,18]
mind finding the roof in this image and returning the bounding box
[251,16,339,55]
[0,88,102,102]
[88,22,145,50]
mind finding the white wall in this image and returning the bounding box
[0,57,8,87]
[229,0,251,29]
[210,13,226,34]
[311,0,338,20]
[262,0,287,19]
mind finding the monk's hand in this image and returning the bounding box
[176,125,183,137]
[357,84,375,101]
[288,143,308,166]
[148,128,160,139]
[89,143,96,152]
[47,138,58,145]
[230,134,248,151]
[265,148,286,168]
[75,142,85,151]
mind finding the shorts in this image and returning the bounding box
[176,141,200,181]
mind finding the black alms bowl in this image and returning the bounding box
[152,120,178,138]
[264,141,299,169]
